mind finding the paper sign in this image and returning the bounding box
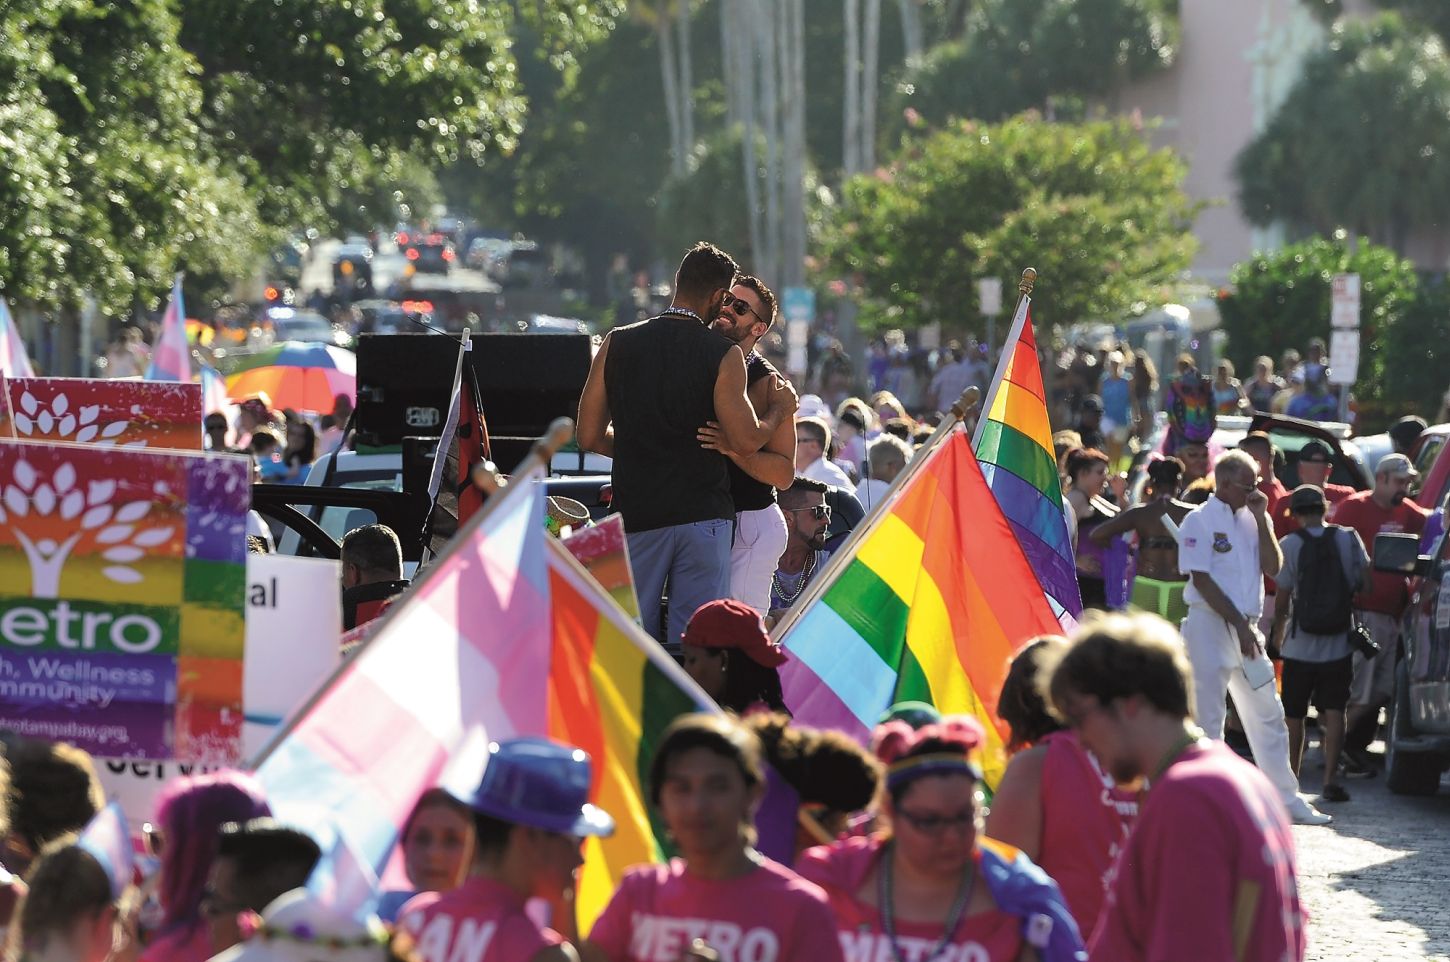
[0,441,249,762]
[97,554,342,834]
[1329,329,1360,386]
[242,553,341,750]
[0,377,203,450]
[563,515,640,621]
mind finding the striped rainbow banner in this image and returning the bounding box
[973,297,1082,625]
[777,429,1063,787]
[547,539,714,930]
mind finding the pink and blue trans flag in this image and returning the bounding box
[145,275,192,383]
[0,299,35,378]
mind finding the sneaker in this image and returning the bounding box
[1287,795,1333,825]
[1321,783,1350,803]
[1339,751,1377,780]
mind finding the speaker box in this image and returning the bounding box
[355,333,593,451]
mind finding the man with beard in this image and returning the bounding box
[768,477,832,620]
[695,275,798,616]
[1042,614,1306,962]
[578,243,797,644]
[1327,453,1432,774]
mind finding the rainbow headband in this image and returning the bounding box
[885,752,982,791]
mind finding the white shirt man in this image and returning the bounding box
[1178,449,1331,825]
[795,416,860,498]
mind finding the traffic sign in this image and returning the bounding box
[1329,329,1359,386]
[978,278,1003,317]
[1331,273,1360,329]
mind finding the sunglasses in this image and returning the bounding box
[787,504,831,520]
[894,807,975,836]
[721,290,767,325]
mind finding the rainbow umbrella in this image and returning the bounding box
[225,341,355,412]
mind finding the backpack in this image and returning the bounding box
[1291,526,1354,636]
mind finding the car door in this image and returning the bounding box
[1407,527,1450,731]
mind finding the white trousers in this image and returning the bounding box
[729,504,789,615]
[1182,606,1300,804]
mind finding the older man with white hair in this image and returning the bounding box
[1178,449,1331,825]
[855,434,912,511]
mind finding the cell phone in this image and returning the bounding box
[1241,654,1276,690]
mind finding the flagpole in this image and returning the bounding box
[971,268,1036,448]
[769,384,979,642]
[247,416,575,769]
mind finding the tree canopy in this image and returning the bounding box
[1236,14,1450,254]
[821,113,1197,332]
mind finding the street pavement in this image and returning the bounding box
[1294,738,1450,961]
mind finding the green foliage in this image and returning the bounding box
[885,0,1177,141]
[1373,0,1450,44]
[1382,274,1450,415]
[821,113,1197,332]
[1217,235,1418,403]
[1236,14,1450,253]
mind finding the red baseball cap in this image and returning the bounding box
[681,599,788,668]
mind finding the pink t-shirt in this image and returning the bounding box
[140,921,211,962]
[399,878,563,962]
[588,857,844,962]
[795,835,1023,962]
[1089,740,1306,962]
[1038,730,1138,935]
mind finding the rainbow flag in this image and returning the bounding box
[255,476,713,922]
[973,298,1082,624]
[546,539,712,928]
[0,299,35,377]
[777,430,1063,787]
[146,276,192,383]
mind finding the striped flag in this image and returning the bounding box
[546,539,714,928]
[0,299,35,377]
[146,275,193,382]
[973,298,1082,625]
[253,472,552,912]
[254,473,713,923]
[776,429,1062,788]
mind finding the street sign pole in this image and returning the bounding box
[1330,273,1360,423]
[978,277,1003,364]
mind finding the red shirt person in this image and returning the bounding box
[1273,439,1356,537]
[1043,613,1306,962]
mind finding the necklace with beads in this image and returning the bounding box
[772,551,817,604]
[878,840,974,962]
[660,306,703,323]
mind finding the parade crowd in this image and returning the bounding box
[4,241,1447,962]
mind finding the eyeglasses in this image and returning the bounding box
[786,504,830,520]
[894,807,975,836]
[795,435,822,447]
[721,290,767,326]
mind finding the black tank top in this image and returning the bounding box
[605,312,735,532]
[727,352,781,512]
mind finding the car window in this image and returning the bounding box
[1411,435,1446,498]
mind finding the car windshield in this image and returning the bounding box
[1413,434,1447,500]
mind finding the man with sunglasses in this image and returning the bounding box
[695,276,799,616]
[578,243,798,644]
[1177,450,1331,825]
[768,477,833,618]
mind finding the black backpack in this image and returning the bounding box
[1291,526,1354,636]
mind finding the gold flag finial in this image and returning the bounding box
[1019,268,1037,296]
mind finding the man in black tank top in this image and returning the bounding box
[577,243,799,644]
[695,275,797,615]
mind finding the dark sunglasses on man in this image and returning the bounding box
[721,290,767,325]
[787,504,831,520]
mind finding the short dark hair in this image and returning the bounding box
[20,840,112,945]
[675,242,738,302]
[1042,613,1193,721]
[648,714,764,807]
[6,738,105,858]
[779,476,829,508]
[471,810,516,859]
[216,819,322,911]
[736,275,778,332]
[341,524,402,579]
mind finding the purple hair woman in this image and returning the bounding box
[141,771,270,962]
